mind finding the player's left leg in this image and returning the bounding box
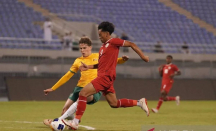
[163,84,180,105]
[166,95,180,105]
[61,98,74,115]
[104,90,149,116]
[152,84,180,113]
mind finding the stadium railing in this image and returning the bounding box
[0,37,216,54]
[55,13,136,41]
[0,47,215,79]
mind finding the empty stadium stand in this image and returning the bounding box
[173,0,216,28]
[32,0,216,54]
[0,0,59,47]
[0,0,216,54]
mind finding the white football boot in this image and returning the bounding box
[176,96,180,106]
[151,108,159,113]
[62,119,78,130]
[139,98,150,117]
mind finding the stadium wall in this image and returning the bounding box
[1,48,216,62]
[0,49,216,79]
[5,77,216,101]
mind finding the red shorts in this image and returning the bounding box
[160,82,173,93]
[91,76,115,96]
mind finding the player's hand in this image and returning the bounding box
[79,62,89,71]
[142,56,149,62]
[170,74,175,79]
[44,88,53,95]
[122,55,129,61]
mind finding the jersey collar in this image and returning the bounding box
[81,53,93,59]
[166,63,172,66]
[105,38,113,44]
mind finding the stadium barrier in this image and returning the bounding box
[5,77,216,101]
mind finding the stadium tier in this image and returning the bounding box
[33,0,216,54]
[0,0,58,46]
[173,0,216,28]
[0,0,216,53]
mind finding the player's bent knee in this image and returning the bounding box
[79,90,88,97]
[110,105,118,108]
[162,96,168,101]
[109,103,118,108]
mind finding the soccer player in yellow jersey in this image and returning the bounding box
[43,37,128,125]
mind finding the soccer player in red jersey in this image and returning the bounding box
[151,55,181,113]
[62,21,150,130]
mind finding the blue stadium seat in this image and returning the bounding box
[0,0,59,49]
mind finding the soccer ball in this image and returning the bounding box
[50,118,66,131]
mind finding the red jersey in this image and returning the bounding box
[162,63,179,84]
[97,38,125,80]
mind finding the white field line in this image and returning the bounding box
[79,125,95,130]
[3,126,40,130]
[0,120,42,124]
[0,120,95,130]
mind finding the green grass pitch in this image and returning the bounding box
[0,101,215,131]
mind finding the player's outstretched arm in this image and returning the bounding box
[170,71,181,79]
[123,41,149,62]
[117,55,129,64]
[43,71,74,95]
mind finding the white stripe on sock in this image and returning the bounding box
[119,100,121,107]
[79,100,87,102]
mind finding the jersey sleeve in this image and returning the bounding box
[173,65,179,72]
[110,38,125,47]
[117,57,125,64]
[69,59,79,73]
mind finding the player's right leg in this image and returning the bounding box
[59,92,102,121]
[62,83,97,130]
[151,90,167,113]
[44,87,102,128]
[152,85,180,113]
[162,83,180,105]
[104,91,149,116]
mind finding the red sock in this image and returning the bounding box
[117,99,137,108]
[167,96,176,101]
[156,97,163,110]
[75,96,87,120]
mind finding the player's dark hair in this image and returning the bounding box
[98,21,115,35]
[167,55,173,59]
[79,37,92,46]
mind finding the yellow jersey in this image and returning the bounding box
[70,53,98,87]
[70,53,125,87]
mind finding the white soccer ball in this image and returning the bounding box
[50,118,66,131]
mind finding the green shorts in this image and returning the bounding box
[68,86,102,105]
